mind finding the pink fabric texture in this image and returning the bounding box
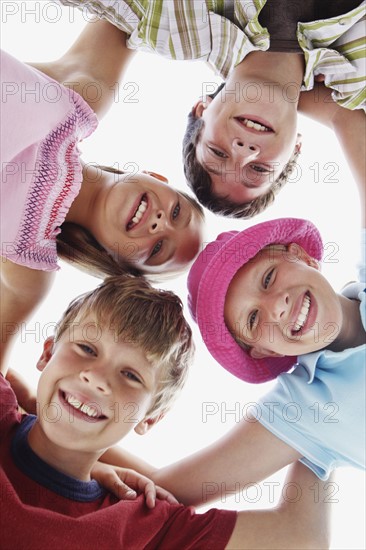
[0,50,98,271]
[187,218,324,383]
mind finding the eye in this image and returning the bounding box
[122,371,142,384]
[78,344,96,356]
[248,310,258,330]
[264,268,274,289]
[250,164,269,173]
[172,202,180,220]
[150,240,163,257]
[209,146,228,159]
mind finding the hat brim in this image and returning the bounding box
[194,218,323,383]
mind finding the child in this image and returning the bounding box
[58,0,365,217]
[0,275,332,549]
[155,216,365,500]
[1,20,204,364]
[91,217,364,508]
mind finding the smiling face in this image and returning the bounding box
[92,172,204,274]
[194,86,300,204]
[224,244,343,358]
[31,317,160,464]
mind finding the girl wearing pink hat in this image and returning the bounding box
[145,216,365,505]
[94,216,365,516]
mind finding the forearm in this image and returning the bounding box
[152,418,301,506]
[99,447,157,478]
[0,259,54,374]
[226,462,332,549]
[30,19,136,119]
[332,108,366,226]
[299,84,365,226]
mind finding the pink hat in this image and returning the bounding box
[188,218,323,383]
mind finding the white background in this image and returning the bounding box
[2,2,365,548]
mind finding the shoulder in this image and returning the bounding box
[0,373,21,432]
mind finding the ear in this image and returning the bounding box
[191,96,213,119]
[287,243,320,270]
[249,347,284,359]
[142,170,169,183]
[36,337,55,372]
[134,412,165,436]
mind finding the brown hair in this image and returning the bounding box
[182,86,300,219]
[57,165,204,280]
[55,275,194,418]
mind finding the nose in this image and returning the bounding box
[79,368,111,395]
[232,138,259,162]
[149,210,169,233]
[266,292,290,322]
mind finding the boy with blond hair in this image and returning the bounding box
[1,275,332,549]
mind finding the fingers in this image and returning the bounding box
[113,480,137,501]
[156,486,179,505]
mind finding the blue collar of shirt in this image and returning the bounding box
[11,415,106,502]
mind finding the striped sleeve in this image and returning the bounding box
[298,2,366,111]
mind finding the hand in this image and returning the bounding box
[91,461,179,509]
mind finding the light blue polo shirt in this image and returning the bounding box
[255,282,366,480]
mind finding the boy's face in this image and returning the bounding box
[35,316,160,454]
[90,171,203,273]
[224,245,343,358]
[193,89,299,204]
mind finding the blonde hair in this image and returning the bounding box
[55,275,194,418]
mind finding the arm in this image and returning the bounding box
[30,19,136,119]
[97,418,300,506]
[153,418,301,506]
[226,461,332,549]
[0,259,54,375]
[299,84,366,225]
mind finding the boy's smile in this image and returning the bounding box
[193,53,303,204]
[28,316,160,479]
[224,245,343,358]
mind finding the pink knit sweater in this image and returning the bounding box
[0,50,98,271]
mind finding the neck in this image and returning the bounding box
[232,50,304,100]
[28,421,101,481]
[329,295,365,352]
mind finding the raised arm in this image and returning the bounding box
[226,461,332,549]
[299,83,365,225]
[29,18,136,119]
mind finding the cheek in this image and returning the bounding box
[109,240,146,265]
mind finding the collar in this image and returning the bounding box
[298,282,366,383]
[11,415,106,502]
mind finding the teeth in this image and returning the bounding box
[130,199,147,225]
[65,394,99,418]
[293,294,311,332]
[242,118,269,132]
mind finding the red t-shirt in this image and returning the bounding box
[0,375,237,549]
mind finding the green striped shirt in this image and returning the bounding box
[59,0,366,111]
